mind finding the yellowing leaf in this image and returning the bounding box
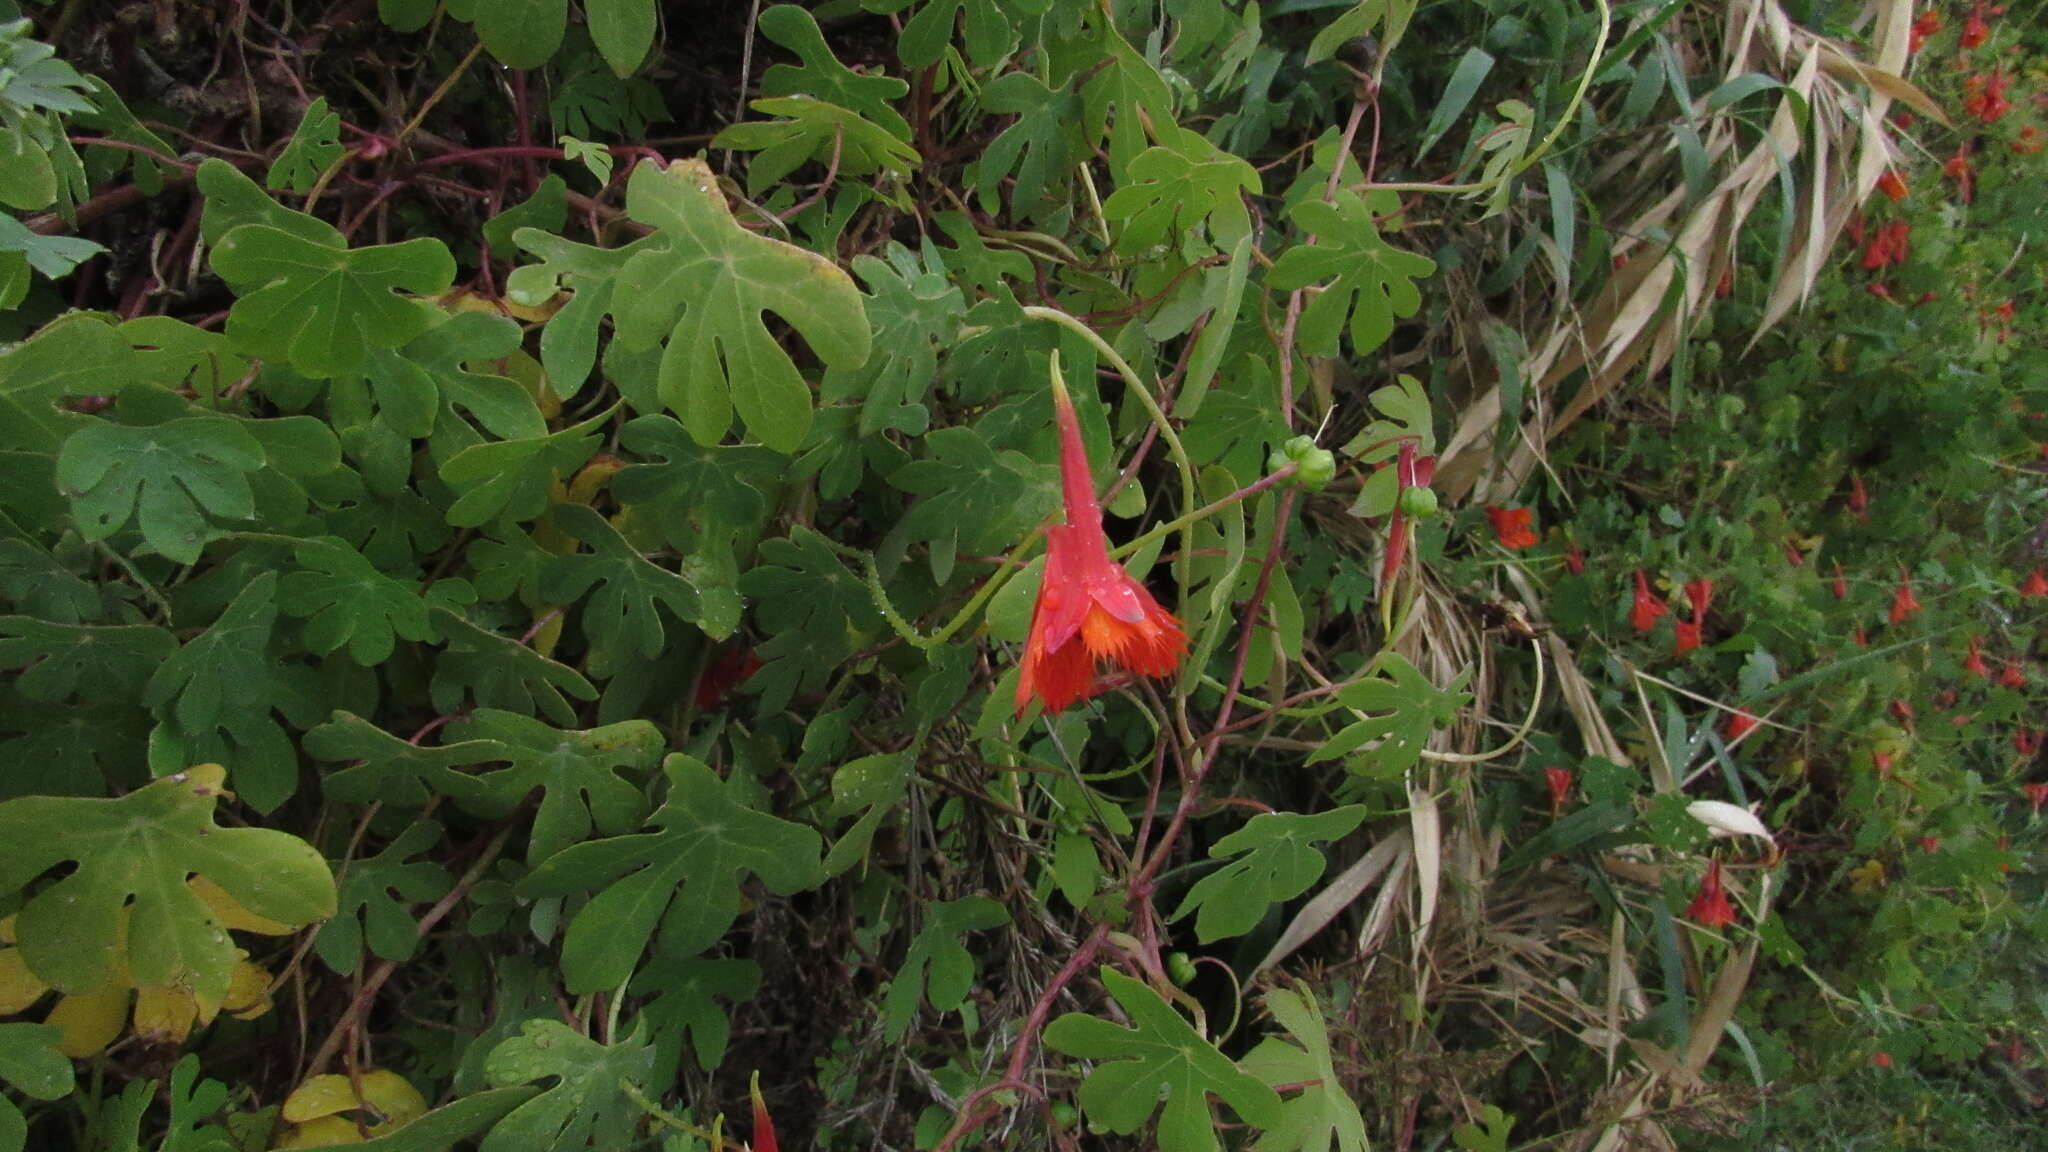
[191,875,296,936]
[45,985,126,1058]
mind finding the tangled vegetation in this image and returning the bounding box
[0,0,2042,1149]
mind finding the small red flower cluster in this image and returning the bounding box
[1861,221,1911,270]
[1485,505,1538,550]
[1963,70,2013,124]
[1545,766,1573,819]
[1889,570,1923,626]
[1629,569,1668,634]
[1876,169,1908,203]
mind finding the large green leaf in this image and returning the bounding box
[1266,189,1435,357]
[304,710,515,807]
[1043,967,1282,1151]
[0,616,175,703]
[480,1020,655,1152]
[211,225,454,379]
[448,0,566,68]
[518,755,826,992]
[738,526,882,713]
[608,158,870,452]
[142,573,283,734]
[437,409,608,528]
[0,764,335,1001]
[713,96,921,199]
[887,424,1058,580]
[1171,807,1367,943]
[585,0,656,76]
[634,953,760,1080]
[0,1023,71,1152]
[56,416,264,564]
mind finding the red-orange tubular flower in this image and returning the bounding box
[1889,571,1922,625]
[1686,858,1739,928]
[749,1072,778,1152]
[1726,709,1760,742]
[2025,783,2048,814]
[1876,169,1908,202]
[1486,505,1538,550]
[1630,570,1668,633]
[1545,766,1573,818]
[2022,568,2048,598]
[1014,370,1187,717]
[1965,636,1991,679]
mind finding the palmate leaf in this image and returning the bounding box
[540,503,704,660]
[314,819,452,975]
[0,694,150,800]
[607,158,870,452]
[1103,126,1261,253]
[508,230,657,400]
[714,96,922,200]
[738,526,882,713]
[0,616,175,703]
[972,73,1081,216]
[143,574,282,734]
[210,224,454,379]
[888,425,1058,582]
[436,409,608,528]
[611,413,781,538]
[265,97,344,194]
[0,764,334,1002]
[304,710,513,807]
[1266,189,1435,358]
[1308,652,1471,778]
[279,536,435,666]
[56,416,264,564]
[888,0,1017,69]
[1241,985,1369,1152]
[634,953,760,1081]
[436,709,662,865]
[1043,967,1282,1152]
[0,313,132,454]
[0,541,100,625]
[883,896,1009,1041]
[518,755,826,992]
[481,1019,655,1152]
[758,5,910,140]
[428,608,598,727]
[822,241,966,436]
[1172,807,1367,943]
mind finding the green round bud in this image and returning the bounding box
[1167,951,1198,986]
[1270,436,1338,492]
[1398,485,1439,519]
[1050,1102,1080,1129]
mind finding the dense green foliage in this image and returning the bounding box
[0,0,2042,1149]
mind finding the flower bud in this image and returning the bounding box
[1398,485,1439,519]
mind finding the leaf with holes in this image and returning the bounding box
[279,537,435,666]
[1309,653,1472,778]
[1172,807,1366,943]
[1043,967,1282,1151]
[480,1019,655,1152]
[608,158,869,452]
[519,755,826,991]
[540,503,705,661]
[1240,985,1369,1152]
[265,97,345,194]
[1102,126,1260,253]
[211,225,454,379]
[56,416,263,564]
[0,764,334,1004]
[1266,189,1435,358]
[314,820,452,975]
[435,709,661,865]
[883,896,1009,1041]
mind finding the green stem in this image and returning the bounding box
[1019,305,1199,601]
[1111,462,1296,561]
[836,534,1036,652]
